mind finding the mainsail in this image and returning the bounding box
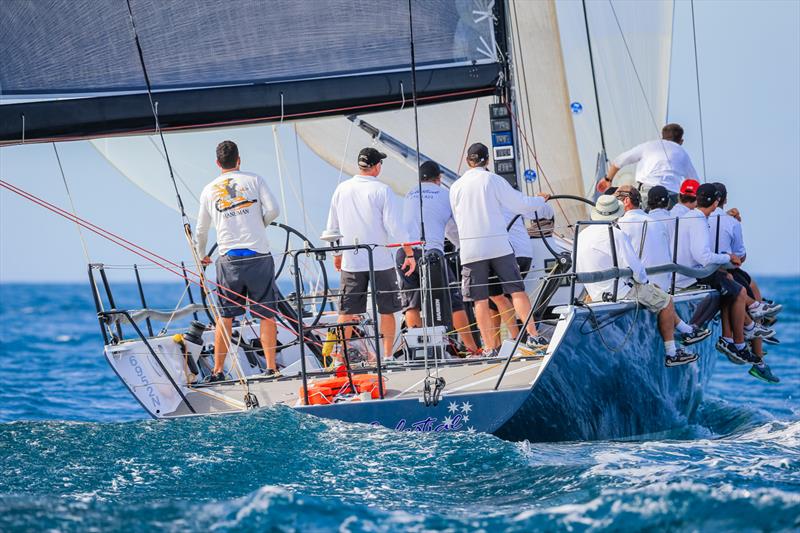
[0,0,501,144]
[557,0,674,191]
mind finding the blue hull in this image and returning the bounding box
[298,388,532,434]
[496,292,719,442]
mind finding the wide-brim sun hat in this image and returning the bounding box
[591,195,624,221]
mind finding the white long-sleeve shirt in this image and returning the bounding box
[326,174,409,272]
[576,223,648,302]
[403,182,459,253]
[449,167,546,264]
[675,209,731,288]
[612,140,699,193]
[503,202,555,259]
[618,209,672,289]
[708,208,746,257]
[648,207,677,250]
[195,171,280,258]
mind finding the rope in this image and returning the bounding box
[337,119,355,184]
[690,0,707,181]
[456,98,480,175]
[52,144,90,263]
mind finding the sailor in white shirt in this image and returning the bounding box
[666,179,700,248]
[614,185,672,290]
[195,140,281,381]
[325,147,416,360]
[398,161,478,353]
[598,123,699,206]
[675,184,761,365]
[646,185,677,257]
[575,195,700,366]
[449,142,549,355]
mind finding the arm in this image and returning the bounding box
[195,189,211,263]
[259,177,280,226]
[690,215,731,266]
[444,217,460,249]
[493,175,548,217]
[615,228,648,284]
[383,188,416,275]
[731,220,746,259]
[325,189,342,270]
[606,143,645,184]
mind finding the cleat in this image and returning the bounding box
[665,348,699,367]
[748,363,780,383]
[681,325,712,345]
[744,323,775,340]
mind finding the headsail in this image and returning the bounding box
[0,0,502,144]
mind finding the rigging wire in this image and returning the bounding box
[52,144,91,263]
[272,125,290,226]
[690,0,707,182]
[293,125,309,235]
[581,0,608,157]
[337,119,355,184]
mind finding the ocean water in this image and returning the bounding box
[0,278,798,532]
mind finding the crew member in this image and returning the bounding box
[646,185,675,249]
[598,123,699,207]
[615,185,710,344]
[399,161,478,353]
[666,179,700,247]
[674,183,761,366]
[575,195,699,366]
[325,147,416,360]
[449,143,550,356]
[195,140,281,382]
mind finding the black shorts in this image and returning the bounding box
[215,253,277,319]
[395,249,464,312]
[698,271,745,305]
[488,256,532,297]
[462,253,525,302]
[340,268,402,315]
[730,268,754,299]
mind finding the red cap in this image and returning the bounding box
[680,179,700,196]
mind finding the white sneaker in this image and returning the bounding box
[744,323,775,340]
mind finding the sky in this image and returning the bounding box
[1,0,798,283]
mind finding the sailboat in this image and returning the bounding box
[0,0,722,441]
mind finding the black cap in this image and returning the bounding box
[603,186,618,196]
[647,185,670,209]
[712,182,727,203]
[358,147,387,168]
[466,142,489,163]
[419,160,441,181]
[696,183,720,208]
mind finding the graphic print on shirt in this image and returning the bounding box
[213,177,257,215]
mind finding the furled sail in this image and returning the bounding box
[556,0,674,191]
[0,0,501,144]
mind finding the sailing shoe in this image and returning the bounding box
[472,348,497,359]
[762,315,778,328]
[665,348,699,367]
[203,372,225,383]
[716,338,745,365]
[525,336,549,351]
[762,335,781,345]
[262,368,281,379]
[749,363,780,383]
[744,323,775,340]
[681,325,712,346]
[748,301,782,319]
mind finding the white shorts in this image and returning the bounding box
[625,282,671,313]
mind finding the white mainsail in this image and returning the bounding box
[556,0,674,191]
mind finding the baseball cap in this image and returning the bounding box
[712,182,727,202]
[614,184,641,205]
[602,186,618,196]
[696,183,720,208]
[679,178,700,196]
[647,185,670,208]
[357,147,387,168]
[419,160,441,181]
[466,142,489,162]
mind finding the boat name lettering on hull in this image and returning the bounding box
[373,414,465,432]
[129,356,161,409]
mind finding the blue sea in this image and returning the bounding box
[0,278,798,532]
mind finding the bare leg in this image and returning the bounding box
[510,291,539,337]
[405,308,422,329]
[750,279,763,301]
[260,317,277,371]
[474,299,497,350]
[453,310,478,352]
[379,312,397,359]
[490,294,519,338]
[751,337,764,359]
[721,304,733,339]
[491,309,502,345]
[657,300,675,342]
[730,287,747,344]
[213,317,234,374]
